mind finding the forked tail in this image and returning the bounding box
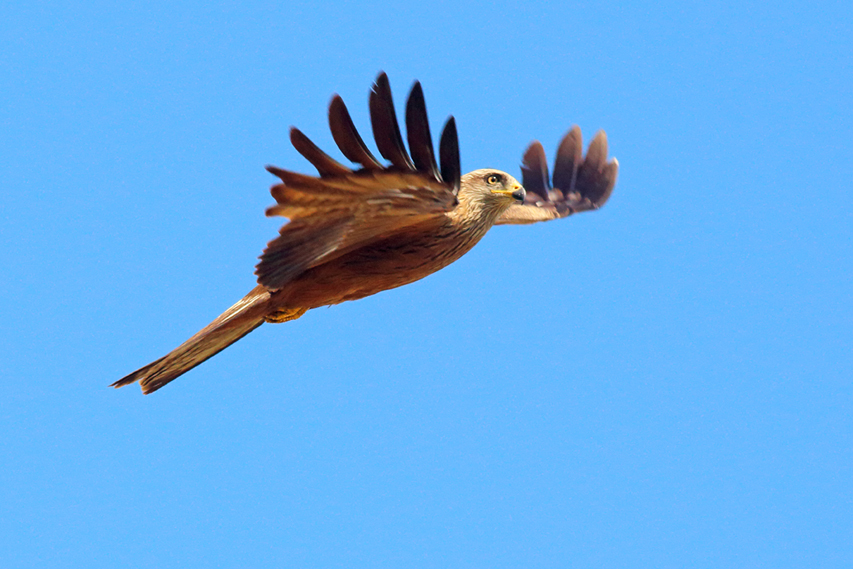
[112,286,273,394]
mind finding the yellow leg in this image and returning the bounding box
[264,307,307,324]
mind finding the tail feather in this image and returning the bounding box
[113,286,272,394]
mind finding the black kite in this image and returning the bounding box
[114,73,618,394]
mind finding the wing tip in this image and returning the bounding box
[266,164,286,179]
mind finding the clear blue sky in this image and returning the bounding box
[2,1,851,567]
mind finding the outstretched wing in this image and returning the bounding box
[256,73,461,291]
[496,126,618,225]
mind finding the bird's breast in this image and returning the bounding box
[275,220,492,309]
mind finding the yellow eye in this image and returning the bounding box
[486,174,502,185]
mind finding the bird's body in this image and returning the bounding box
[276,220,472,308]
[274,171,511,310]
[114,74,618,394]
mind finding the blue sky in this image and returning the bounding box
[1,1,851,567]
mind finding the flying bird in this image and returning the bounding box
[113,73,618,394]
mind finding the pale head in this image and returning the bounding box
[458,169,525,212]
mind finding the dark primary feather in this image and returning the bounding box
[290,127,352,177]
[572,131,616,209]
[328,95,383,170]
[439,117,461,195]
[369,72,416,171]
[520,141,550,203]
[405,81,440,180]
[551,125,582,197]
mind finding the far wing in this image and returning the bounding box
[496,126,618,225]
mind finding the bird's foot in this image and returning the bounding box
[264,307,307,324]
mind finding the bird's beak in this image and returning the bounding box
[493,184,526,203]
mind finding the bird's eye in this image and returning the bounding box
[486,174,502,185]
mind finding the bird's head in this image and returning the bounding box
[459,169,526,211]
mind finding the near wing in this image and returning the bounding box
[496,126,618,225]
[256,73,461,291]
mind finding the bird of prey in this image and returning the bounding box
[113,73,618,394]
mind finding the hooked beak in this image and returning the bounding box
[493,184,526,203]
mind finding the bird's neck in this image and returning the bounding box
[448,194,511,229]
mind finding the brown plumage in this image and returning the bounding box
[113,73,618,394]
